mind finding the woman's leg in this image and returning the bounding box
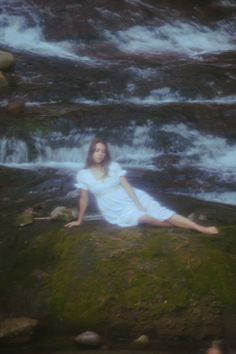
[168,214,219,234]
[139,215,172,227]
[139,214,219,235]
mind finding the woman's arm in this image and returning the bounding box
[65,189,89,228]
[120,176,146,211]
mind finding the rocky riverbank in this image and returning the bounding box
[0,165,236,349]
[0,1,236,351]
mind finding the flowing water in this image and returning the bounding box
[0,1,236,204]
[0,1,236,352]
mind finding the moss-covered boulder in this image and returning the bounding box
[0,220,236,342]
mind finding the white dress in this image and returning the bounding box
[75,162,175,227]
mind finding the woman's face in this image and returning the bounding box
[92,143,106,164]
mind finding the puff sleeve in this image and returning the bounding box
[75,170,89,190]
[112,162,127,177]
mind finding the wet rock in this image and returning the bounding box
[50,206,77,221]
[151,131,192,153]
[131,334,150,349]
[0,317,38,344]
[165,194,236,224]
[74,331,102,347]
[6,100,25,115]
[16,207,34,227]
[0,71,9,88]
[16,198,26,203]
[152,154,181,168]
[0,50,15,71]
[32,202,47,212]
[188,212,207,222]
[65,189,79,199]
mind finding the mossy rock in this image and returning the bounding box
[0,222,236,341]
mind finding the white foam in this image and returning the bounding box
[160,123,236,171]
[127,66,157,79]
[127,93,236,105]
[0,1,92,62]
[104,21,235,57]
[71,89,236,107]
[25,100,60,107]
[127,88,182,105]
[216,0,236,7]
[72,97,117,106]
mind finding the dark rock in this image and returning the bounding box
[0,317,38,344]
[6,100,25,115]
[152,154,182,168]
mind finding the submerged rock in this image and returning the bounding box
[74,331,102,347]
[0,317,38,344]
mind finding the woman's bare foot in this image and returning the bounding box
[198,226,219,235]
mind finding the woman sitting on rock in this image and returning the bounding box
[65,138,219,235]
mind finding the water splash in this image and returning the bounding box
[104,21,235,57]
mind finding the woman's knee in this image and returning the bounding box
[138,215,150,224]
[138,215,167,226]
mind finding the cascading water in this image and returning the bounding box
[0,0,92,62]
[0,0,236,207]
[1,123,236,170]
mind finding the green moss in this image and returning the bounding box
[0,223,236,339]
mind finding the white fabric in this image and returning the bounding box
[75,162,175,227]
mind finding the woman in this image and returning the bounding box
[65,138,218,235]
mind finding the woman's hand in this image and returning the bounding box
[64,220,82,228]
[120,177,148,213]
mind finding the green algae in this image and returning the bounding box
[0,222,236,339]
